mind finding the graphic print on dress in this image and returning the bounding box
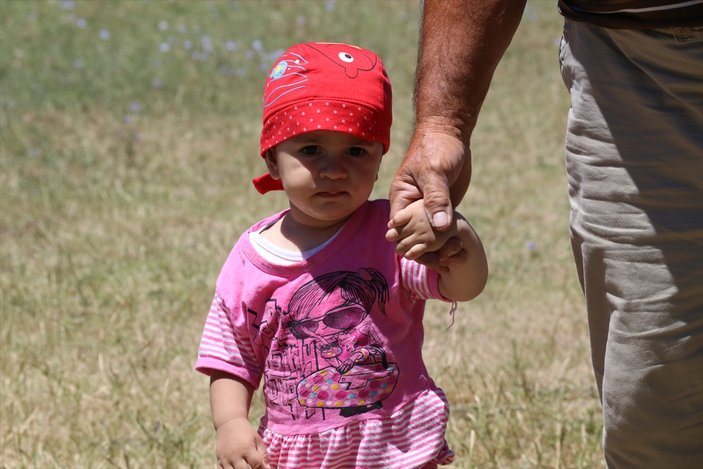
[259,268,399,421]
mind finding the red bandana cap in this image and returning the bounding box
[253,42,393,194]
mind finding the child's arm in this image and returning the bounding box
[210,371,270,469]
[386,200,488,301]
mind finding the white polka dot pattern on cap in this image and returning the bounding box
[262,99,386,153]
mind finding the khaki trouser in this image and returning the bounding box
[560,19,703,468]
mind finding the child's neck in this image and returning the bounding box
[259,212,349,253]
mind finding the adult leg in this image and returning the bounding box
[560,20,703,468]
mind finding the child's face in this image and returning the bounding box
[266,130,383,229]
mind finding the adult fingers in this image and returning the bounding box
[389,157,455,231]
[415,251,441,270]
[414,238,467,269]
[388,172,423,221]
[439,247,468,267]
[437,237,463,263]
[421,152,473,230]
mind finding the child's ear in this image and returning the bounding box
[264,150,280,180]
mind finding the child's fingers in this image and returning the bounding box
[387,204,415,230]
[404,242,431,260]
[258,444,271,469]
[218,455,246,469]
[257,435,271,469]
[243,437,270,469]
[386,217,418,242]
[394,231,425,255]
[388,223,423,247]
[243,451,267,469]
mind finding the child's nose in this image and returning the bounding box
[319,157,347,180]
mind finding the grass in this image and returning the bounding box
[1,1,602,467]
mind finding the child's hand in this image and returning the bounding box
[386,200,466,269]
[216,417,270,469]
[387,199,488,301]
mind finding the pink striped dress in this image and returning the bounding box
[196,200,454,468]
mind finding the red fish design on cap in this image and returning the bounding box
[306,42,377,78]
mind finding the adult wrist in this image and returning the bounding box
[413,116,473,148]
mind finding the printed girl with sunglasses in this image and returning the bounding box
[195,42,487,469]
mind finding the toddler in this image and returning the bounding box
[195,42,488,469]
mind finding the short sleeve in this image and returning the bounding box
[195,294,262,388]
[399,257,450,302]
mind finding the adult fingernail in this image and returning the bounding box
[432,212,448,228]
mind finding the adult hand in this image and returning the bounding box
[389,120,472,231]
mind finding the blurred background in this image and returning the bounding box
[0,1,603,467]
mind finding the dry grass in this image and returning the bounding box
[1,1,603,467]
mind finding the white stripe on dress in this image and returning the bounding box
[400,257,433,299]
[197,294,260,373]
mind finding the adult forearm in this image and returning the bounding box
[416,0,527,142]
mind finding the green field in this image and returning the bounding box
[1,1,603,467]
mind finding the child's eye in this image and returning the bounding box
[300,145,321,155]
[347,147,367,157]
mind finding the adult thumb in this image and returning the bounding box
[421,173,454,230]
